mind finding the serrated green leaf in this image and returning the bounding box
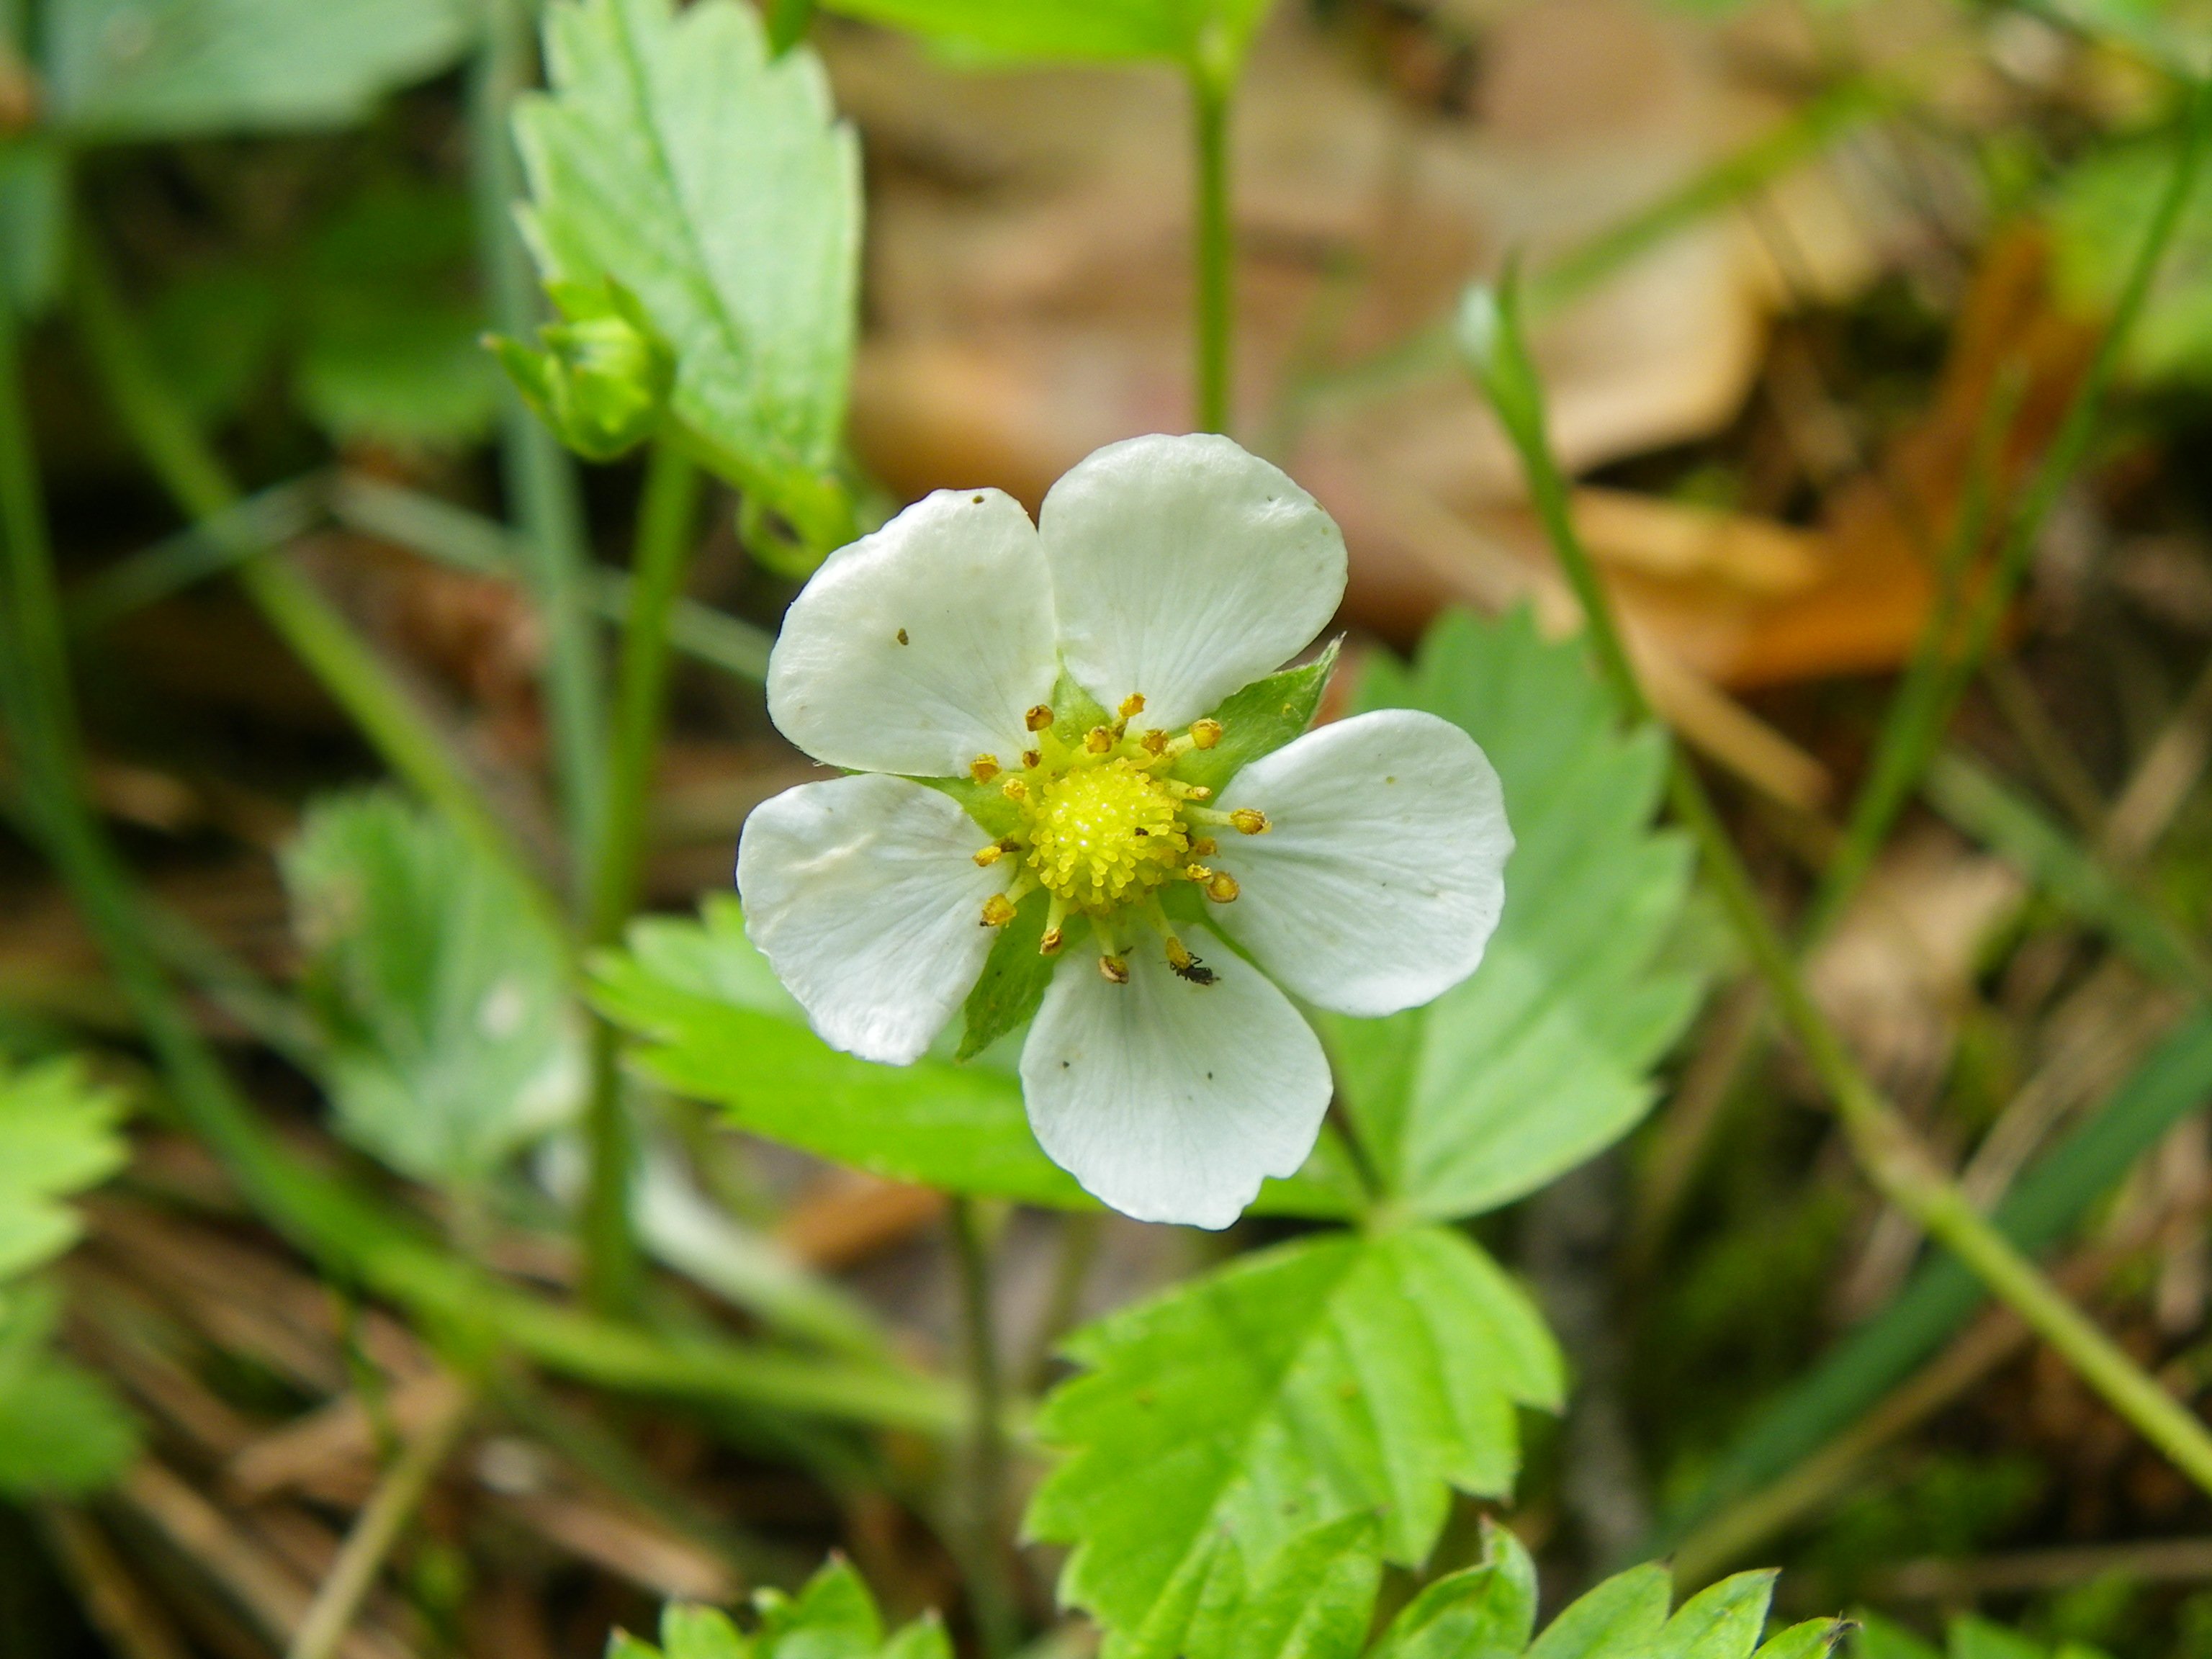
[622,1560,941,1659]
[41,0,469,140]
[1026,1224,1561,1654]
[814,0,1274,68]
[0,1057,127,1282]
[516,0,859,544]
[1367,1522,1537,1659]
[284,791,585,1190]
[593,898,1360,1217]
[1527,1565,1673,1659]
[1753,1622,1847,1659]
[1328,608,1701,1220]
[957,886,1056,1059]
[1173,1514,1382,1659]
[1660,1573,1777,1659]
[1173,644,1339,798]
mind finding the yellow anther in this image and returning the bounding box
[1099,953,1130,984]
[1205,872,1241,903]
[1191,836,1218,856]
[1040,896,1070,956]
[1184,863,1213,884]
[1119,693,1146,719]
[974,844,1004,868]
[1190,719,1223,750]
[980,894,1017,927]
[1025,704,1054,732]
[1230,807,1270,835]
[971,753,1001,783]
[1085,725,1113,755]
[1164,781,1211,801]
[1022,749,1042,769]
[1140,729,1169,756]
[1001,776,1028,801]
[1164,935,1192,971]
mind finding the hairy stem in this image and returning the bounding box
[470,0,609,902]
[1470,275,2212,1510]
[1191,62,1233,436]
[580,444,703,1313]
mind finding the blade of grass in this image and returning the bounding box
[1465,267,2212,1523]
[1,303,956,1437]
[65,227,543,900]
[470,0,609,905]
[65,472,327,631]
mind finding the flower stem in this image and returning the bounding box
[1467,273,2212,1509]
[470,0,610,907]
[64,221,542,901]
[580,441,703,1315]
[1191,60,1234,436]
[950,1198,1022,1659]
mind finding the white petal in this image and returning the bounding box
[1215,709,1511,1017]
[765,488,1058,775]
[1038,433,1346,729]
[735,775,1005,1064]
[1018,927,1332,1229]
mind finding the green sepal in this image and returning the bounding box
[915,773,1020,840]
[958,886,1062,1060]
[1174,640,1339,796]
[1046,670,1113,749]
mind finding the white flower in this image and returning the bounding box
[737,433,1512,1229]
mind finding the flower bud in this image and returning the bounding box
[488,280,673,462]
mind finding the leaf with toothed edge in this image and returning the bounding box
[1173,642,1340,797]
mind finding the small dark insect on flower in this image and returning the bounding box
[1171,956,1217,986]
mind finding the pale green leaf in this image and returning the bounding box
[592,898,1361,1216]
[284,791,585,1190]
[1175,1514,1382,1659]
[814,0,1274,68]
[1331,608,1703,1220]
[1367,1522,1538,1659]
[1660,1573,1778,1659]
[1025,1224,1561,1655]
[516,0,860,544]
[41,0,469,140]
[1750,1623,1847,1659]
[1525,1565,1673,1659]
[0,1056,127,1282]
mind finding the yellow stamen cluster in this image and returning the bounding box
[970,696,1261,981]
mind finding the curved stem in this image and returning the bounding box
[1468,267,2212,1513]
[1191,63,1233,436]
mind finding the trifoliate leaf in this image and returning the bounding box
[1025,1223,1562,1655]
[612,1559,949,1659]
[592,897,1362,1217]
[0,1285,137,1496]
[284,791,585,1191]
[516,0,860,547]
[1331,608,1702,1220]
[814,0,1274,69]
[41,0,469,140]
[0,1057,127,1282]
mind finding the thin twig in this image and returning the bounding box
[287,1380,476,1659]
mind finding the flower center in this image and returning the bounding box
[968,693,1274,986]
[1022,757,1187,911]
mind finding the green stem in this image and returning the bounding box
[1470,275,2212,1511]
[64,228,539,899]
[1804,81,2211,936]
[580,444,700,1316]
[470,0,609,907]
[950,1199,1020,1659]
[1,305,956,1439]
[1191,61,1233,436]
